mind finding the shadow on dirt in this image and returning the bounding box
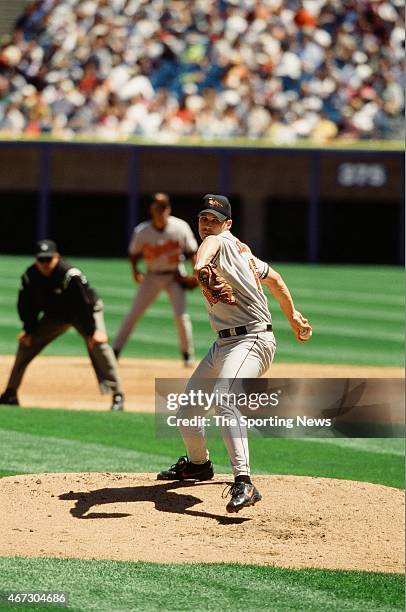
[59,480,250,524]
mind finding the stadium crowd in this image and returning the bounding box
[0,0,404,142]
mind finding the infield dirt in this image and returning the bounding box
[0,356,403,411]
[0,472,403,573]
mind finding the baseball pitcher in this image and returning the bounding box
[0,240,124,411]
[113,193,198,367]
[157,194,312,513]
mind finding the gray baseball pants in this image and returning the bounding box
[176,327,276,477]
[6,300,122,395]
[113,272,193,356]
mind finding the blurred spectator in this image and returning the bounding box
[0,0,404,142]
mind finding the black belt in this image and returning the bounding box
[218,323,272,339]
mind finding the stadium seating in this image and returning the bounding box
[0,0,404,141]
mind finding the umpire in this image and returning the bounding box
[0,240,124,411]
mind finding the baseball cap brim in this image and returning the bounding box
[36,247,57,258]
[198,208,228,221]
[36,254,55,260]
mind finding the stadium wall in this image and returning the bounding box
[0,142,403,264]
[0,0,30,37]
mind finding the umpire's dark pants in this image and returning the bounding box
[6,300,122,395]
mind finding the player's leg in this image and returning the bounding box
[0,318,69,404]
[166,279,194,367]
[178,347,218,462]
[212,336,264,476]
[157,344,218,480]
[112,273,162,356]
[212,333,276,511]
[73,299,124,410]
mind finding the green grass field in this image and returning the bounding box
[0,256,403,366]
[0,256,404,611]
[0,558,403,612]
[0,408,404,488]
[0,407,404,611]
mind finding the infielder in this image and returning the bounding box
[0,240,124,411]
[113,193,198,367]
[158,194,312,513]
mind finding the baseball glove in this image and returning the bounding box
[175,272,199,290]
[197,263,236,305]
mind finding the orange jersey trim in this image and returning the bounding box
[143,240,181,262]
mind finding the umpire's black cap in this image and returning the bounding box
[199,194,231,220]
[35,239,58,259]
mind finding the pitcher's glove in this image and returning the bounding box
[175,272,199,290]
[197,264,236,305]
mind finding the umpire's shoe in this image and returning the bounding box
[0,389,19,406]
[157,456,214,481]
[225,481,262,513]
[111,393,124,411]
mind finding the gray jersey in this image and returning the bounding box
[202,230,271,332]
[129,216,198,273]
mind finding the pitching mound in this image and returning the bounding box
[1,473,403,573]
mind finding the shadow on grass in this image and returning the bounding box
[59,480,250,525]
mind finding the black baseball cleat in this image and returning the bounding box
[0,389,19,406]
[157,456,214,481]
[224,482,262,513]
[111,393,124,411]
[182,352,195,368]
[113,348,120,360]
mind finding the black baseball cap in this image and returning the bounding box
[35,239,58,259]
[199,194,232,221]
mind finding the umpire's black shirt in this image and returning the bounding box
[18,259,99,336]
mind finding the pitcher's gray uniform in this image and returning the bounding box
[113,215,198,362]
[157,194,312,513]
[178,229,276,477]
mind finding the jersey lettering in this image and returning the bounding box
[237,240,263,292]
[236,240,249,254]
[143,240,181,262]
[248,258,263,292]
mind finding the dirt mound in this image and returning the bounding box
[1,473,403,573]
[0,356,403,411]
